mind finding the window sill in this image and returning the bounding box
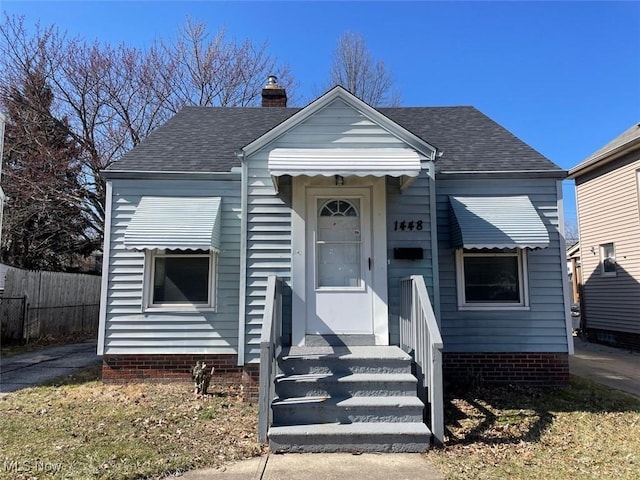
[143,305,217,313]
[458,305,530,312]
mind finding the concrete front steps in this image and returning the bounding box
[267,346,432,453]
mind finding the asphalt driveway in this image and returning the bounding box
[0,340,101,394]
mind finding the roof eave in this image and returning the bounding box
[101,169,241,180]
[438,169,567,179]
[568,136,640,179]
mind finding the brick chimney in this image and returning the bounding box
[261,75,287,107]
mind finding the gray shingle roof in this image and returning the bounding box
[108,105,562,174]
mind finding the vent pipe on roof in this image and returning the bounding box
[261,75,287,107]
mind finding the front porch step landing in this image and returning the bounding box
[284,345,412,359]
[268,422,432,453]
[269,345,431,453]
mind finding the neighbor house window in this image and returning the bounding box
[600,243,616,276]
[145,249,216,309]
[456,249,529,309]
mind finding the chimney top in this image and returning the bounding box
[262,75,287,107]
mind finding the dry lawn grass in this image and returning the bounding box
[0,366,264,479]
[427,376,640,480]
[2,365,639,480]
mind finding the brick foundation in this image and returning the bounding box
[443,352,570,387]
[242,364,260,401]
[102,351,570,403]
[102,354,260,401]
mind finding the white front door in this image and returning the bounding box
[305,188,373,335]
[291,177,389,346]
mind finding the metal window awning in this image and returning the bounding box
[267,148,423,190]
[449,196,549,250]
[124,196,222,251]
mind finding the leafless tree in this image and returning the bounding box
[0,14,295,268]
[151,18,295,110]
[328,31,400,106]
[565,220,579,245]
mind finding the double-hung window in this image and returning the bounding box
[146,249,216,310]
[456,249,529,310]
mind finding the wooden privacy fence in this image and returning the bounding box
[0,267,101,343]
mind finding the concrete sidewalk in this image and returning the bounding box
[570,336,640,398]
[0,339,101,394]
[174,453,444,480]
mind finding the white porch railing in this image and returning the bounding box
[399,275,444,445]
[258,275,283,443]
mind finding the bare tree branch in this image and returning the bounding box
[328,31,400,107]
[1,13,296,269]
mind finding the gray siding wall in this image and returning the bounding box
[386,170,434,345]
[436,177,568,353]
[104,177,241,355]
[244,153,292,363]
[575,151,640,334]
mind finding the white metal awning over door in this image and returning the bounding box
[124,196,222,251]
[267,147,423,189]
[449,195,549,250]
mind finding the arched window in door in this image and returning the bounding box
[316,198,362,288]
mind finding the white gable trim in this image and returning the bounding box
[242,86,438,159]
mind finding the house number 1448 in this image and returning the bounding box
[393,220,423,231]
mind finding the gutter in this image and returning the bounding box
[437,169,567,179]
[101,170,240,180]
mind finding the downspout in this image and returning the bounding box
[97,181,113,355]
[428,160,441,322]
[237,150,248,366]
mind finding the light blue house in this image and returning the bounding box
[99,81,571,451]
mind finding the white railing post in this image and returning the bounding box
[399,275,445,446]
[258,275,282,443]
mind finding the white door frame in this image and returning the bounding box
[291,176,388,346]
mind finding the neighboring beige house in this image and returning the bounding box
[568,122,640,350]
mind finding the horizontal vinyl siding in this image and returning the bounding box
[245,152,291,363]
[575,152,640,334]
[104,178,241,355]
[436,178,568,353]
[271,98,408,149]
[386,169,434,346]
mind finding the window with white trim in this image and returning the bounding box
[456,249,529,309]
[145,249,216,310]
[600,243,616,276]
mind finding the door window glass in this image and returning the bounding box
[317,199,362,287]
